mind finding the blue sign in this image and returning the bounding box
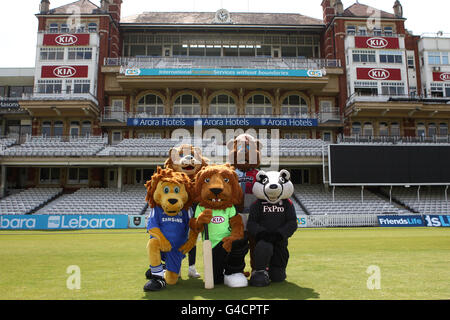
[127,117,318,128]
[377,215,424,227]
[125,68,323,78]
[0,215,129,230]
[423,215,450,227]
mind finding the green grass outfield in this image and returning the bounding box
[0,227,448,300]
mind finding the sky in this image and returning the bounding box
[0,0,450,68]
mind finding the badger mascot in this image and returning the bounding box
[247,169,298,287]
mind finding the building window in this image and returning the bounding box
[373,27,382,36]
[76,24,86,33]
[347,26,356,35]
[112,131,122,145]
[70,121,80,137]
[137,94,165,115]
[42,121,52,136]
[379,51,403,64]
[68,48,93,60]
[281,95,309,116]
[379,122,389,136]
[439,123,449,136]
[417,123,426,137]
[323,131,332,142]
[40,168,61,184]
[428,52,449,65]
[88,23,98,33]
[391,122,400,136]
[428,123,437,137]
[81,121,92,137]
[60,24,69,33]
[210,94,237,116]
[37,80,62,94]
[53,121,64,137]
[68,168,89,184]
[40,48,64,61]
[384,27,393,36]
[173,94,200,115]
[363,122,373,136]
[246,94,272,116]
[381,82,405,96]
[73,80,90,94]
[352,122,361,136]
[352,50,376,63]
[354,81,378,95]
[407,55,415,68]
[49,23,59,33]
[430,83,444,97]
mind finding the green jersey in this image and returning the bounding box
[195,205,237,249]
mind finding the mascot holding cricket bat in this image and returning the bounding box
[190,164,249,288]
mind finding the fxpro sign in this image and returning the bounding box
[127,117,318,128]
[0,215,129,230]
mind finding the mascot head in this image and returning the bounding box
[252,170,294,204]
[227,134,262,172]
[194,164,243,210]
[165,144,209,179]
[145,167,192,216]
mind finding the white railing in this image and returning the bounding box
[105,56,341,70]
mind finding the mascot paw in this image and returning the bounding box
[197,209,213,225]
[159,238,172,252]
[224,273,248,288]
[143,275,167,292]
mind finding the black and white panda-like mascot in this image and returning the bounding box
[247,169,298,287]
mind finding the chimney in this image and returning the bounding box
[39,0,50,13]
[321,0,336,25]
[100,0,110,12]
[393,0,403,18]
[335,0,344,15]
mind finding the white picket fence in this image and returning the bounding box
[297,214,381,228]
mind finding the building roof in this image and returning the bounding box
[47,0,99,15]
[342,2,397,19]
[121,11,324,26]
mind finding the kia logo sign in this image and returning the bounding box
[366,37,388,49]
[440,73,450,81]
[53,66,77,78]
[368,68,391,80]
[55,34,78,46]
[211,216,225,224]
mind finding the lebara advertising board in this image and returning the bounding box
[0,215,129,230]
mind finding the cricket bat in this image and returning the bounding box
[203,224,214,289]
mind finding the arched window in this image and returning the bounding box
[439,123,448,136]
[390,122,400,137]
[281,95,308,116]
[42,121,52,137]
[54,121,64,137]
[417,123,426,137]
[137,94,164,115]
[70,121,80,137]
[363,122,373,136]
[81,121,92,137]
[246,94,272,116]
[428,123,437,137]
[352,122,361,136]
[174,94,200,115]
[379,122,389,136]
[210,94,236,116]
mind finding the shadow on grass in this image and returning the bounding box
[141,276,320,300]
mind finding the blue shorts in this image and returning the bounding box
[161,249,185,274]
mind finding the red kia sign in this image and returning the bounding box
[433,72,450,82]
[41,66,89,78]
[355,36,400,49]
[357,68,402,81]
[43,33,90,46]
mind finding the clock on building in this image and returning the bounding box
[214,9,232,24]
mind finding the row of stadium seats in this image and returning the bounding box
[382,186,449,215]
[293,185,411,215]
[0,188,63,215]
[37,186,148,215]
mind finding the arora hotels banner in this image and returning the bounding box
[124,68,324,78]
[128,117,318,128]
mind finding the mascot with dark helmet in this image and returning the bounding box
[247,169,298,287]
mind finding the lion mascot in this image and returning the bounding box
[143,167,198,292]
[164,144,209,278]
[227,133,262,273]
[247,170,298,287]
[189,164,249,287]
